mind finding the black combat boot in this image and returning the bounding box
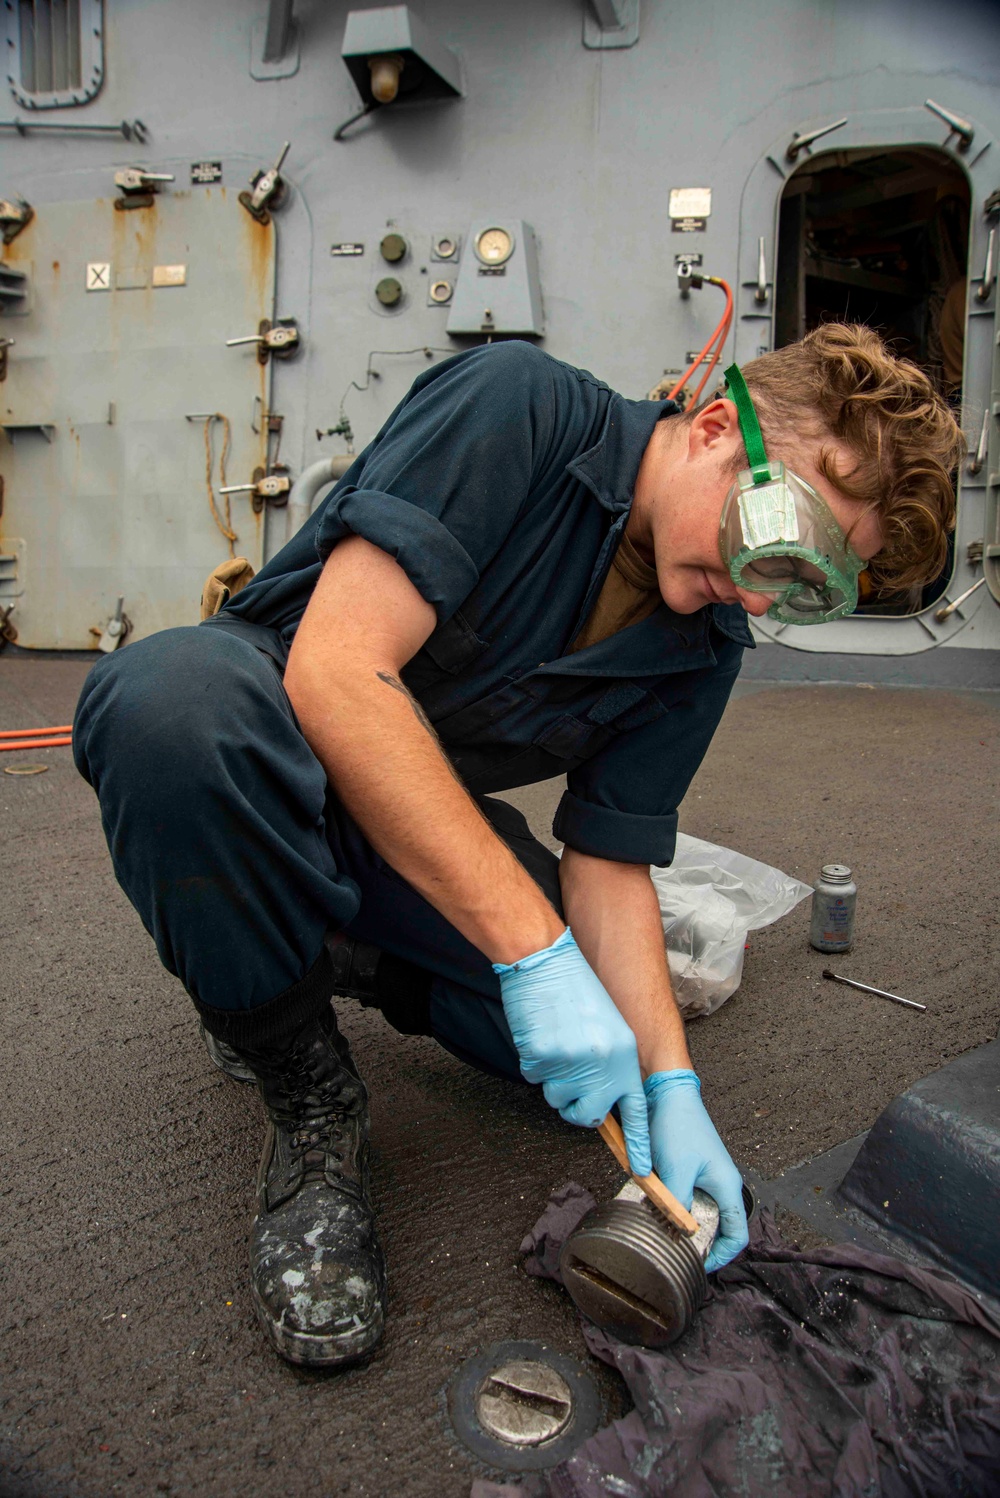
[199,1022,256,1083]
[233,1003,387,1367]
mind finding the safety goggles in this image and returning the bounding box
[719,364,864,625]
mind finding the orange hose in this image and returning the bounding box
[687,314,731,407]
[0,724,73,739]
[0,736,73,752]
[666,277,734,405]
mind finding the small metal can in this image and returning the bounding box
[809,864,857,952]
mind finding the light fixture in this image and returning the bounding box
[341,6,463,111]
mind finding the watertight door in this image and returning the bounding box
[736,104,999,657]
[0,186,275,649]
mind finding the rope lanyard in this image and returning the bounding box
[203,414,237,557]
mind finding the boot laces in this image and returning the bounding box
[276,1059,358,1177]
[288,1098,346,1161]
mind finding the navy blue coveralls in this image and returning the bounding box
[74,342,753,1075]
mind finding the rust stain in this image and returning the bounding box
[128,197,159,264]
[51,260,60,275]
[109,206,127,353]
[1,214,35,265]
[108,196,159,331]
[240,206,276,523]
[110,199,127,259]
[242,205,274,309]
[132,201,158,322]
[68,424,82,495]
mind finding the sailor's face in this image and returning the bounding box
[634,404,883,617]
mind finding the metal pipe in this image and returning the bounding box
[0,118,147,140]
[285,457,349,543]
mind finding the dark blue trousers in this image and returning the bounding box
[73,623,562,1080]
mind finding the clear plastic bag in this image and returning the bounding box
[650,834,812,1018]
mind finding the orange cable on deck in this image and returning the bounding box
[0,725,73,739]
[0,737,73,753]
[0,725,74,752]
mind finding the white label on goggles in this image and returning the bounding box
[738,483,800,549]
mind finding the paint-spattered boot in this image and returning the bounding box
[234,1005,386,1368]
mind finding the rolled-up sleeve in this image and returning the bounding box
[553,639,745,864]
[314,343,556,622]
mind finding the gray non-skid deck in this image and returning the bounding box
[1,652,997,1497]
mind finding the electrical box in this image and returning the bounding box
[446,220,544,337]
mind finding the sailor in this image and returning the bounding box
[73,322,961,1368]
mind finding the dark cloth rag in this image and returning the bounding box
[472,1183,1000,1498]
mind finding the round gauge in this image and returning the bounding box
[475,226,514,266]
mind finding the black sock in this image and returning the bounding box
[194,947,335,1050]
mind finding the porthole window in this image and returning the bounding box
[6,0,104,109]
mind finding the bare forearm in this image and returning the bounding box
[285,651,562,966]
[559,847,691,1076]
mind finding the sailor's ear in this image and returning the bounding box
[686,397,740,458]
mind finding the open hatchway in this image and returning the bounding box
[774,146,971,615]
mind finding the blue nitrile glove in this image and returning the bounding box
[644,1069,748,1274]
[493,927,652,1177]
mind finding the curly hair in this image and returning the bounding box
[735,324,964,593]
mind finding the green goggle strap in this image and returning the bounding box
[723,363,770,485]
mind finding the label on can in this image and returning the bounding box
[809,887,855,953]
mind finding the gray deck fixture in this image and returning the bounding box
[758,1039,1000,1305]
[838,1040,1000,1300]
